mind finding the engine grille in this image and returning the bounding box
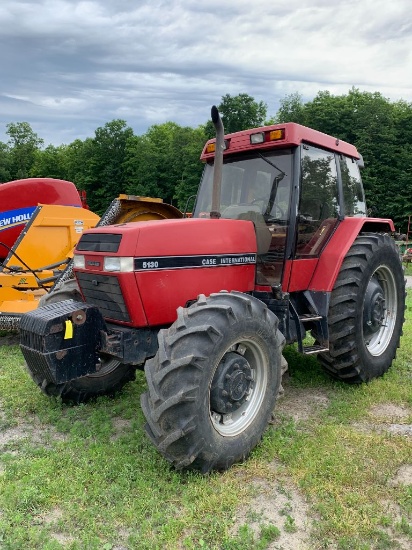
[76,272,130,322]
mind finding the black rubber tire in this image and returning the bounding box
[317,233,405,383]
[29,279,136,404]
[38,278,83,306]
[141,291,284,473]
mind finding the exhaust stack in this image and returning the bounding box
[210,106,224,219]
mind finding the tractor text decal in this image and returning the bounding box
[0,207,36,232]
[134,254,257,271]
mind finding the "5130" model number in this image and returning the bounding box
[142,261,159,269]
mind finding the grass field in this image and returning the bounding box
[0,296,411,549]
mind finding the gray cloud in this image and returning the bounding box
[1,0,411,145]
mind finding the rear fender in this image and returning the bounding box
[308,217,394,292]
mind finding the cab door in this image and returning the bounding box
[286,144,341,292]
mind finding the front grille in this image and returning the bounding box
[76,233,122,252]
[76,272,130,322]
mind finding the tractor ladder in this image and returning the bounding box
[289,291,329,355]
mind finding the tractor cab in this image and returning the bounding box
[194,124,366,289]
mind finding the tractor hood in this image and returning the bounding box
[73,217,258,327]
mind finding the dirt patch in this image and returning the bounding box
[352,403,412,438]
[35,508,76,545]
[390,464,412,486]
[369,403,411,421]
[380,500,412,550]
[405,275,412,288]
[0,416,67,450]
[0,332,20,347]
[230,475,312,549]
[229,381,331,548]
[387,424,412,436]
[110,417,132,441]
[274,377,330,423]
[50,532,75,546]
[37,507,64,525]
[353,421,412,438]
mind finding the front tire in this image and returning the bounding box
[318,233,405,382]
[37,356,137,404]
[141,291,284,472]
[28,279,136,403]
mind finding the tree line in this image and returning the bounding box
[1,90,412,231]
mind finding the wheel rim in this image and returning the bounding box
[86,355,120,379]
[363,265,398,356]
[209,338,268,437]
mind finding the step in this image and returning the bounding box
[303,345,329,355]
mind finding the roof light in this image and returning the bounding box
[269,129,285,141]
[206,140,230,154]
[250,132,265,144]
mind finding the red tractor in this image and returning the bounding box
[20,108,405,473]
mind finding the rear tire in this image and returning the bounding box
[318,233,405,383]
[29,279,136,403]
[141,291,284,472]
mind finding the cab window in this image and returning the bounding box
[340,156,366,216]
[296,145,339,257]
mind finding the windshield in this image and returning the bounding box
[193,150,293,222]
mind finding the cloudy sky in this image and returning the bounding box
[1,0,411,146]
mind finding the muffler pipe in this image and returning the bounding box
[210,106,224,219]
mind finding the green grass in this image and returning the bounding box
[0,297,411,549]
[403,262,412,276]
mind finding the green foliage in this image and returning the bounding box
[276,87,412,230]
[6,122,44,180]
[62,138,95,194]
[30,144,68,180]
[1,88,412,227]
[221,523,280,549]
[84,119,134,213]
[124,122,206,210]
[0,141,12,182]
[275,92,306,125]
[204,93,268,138]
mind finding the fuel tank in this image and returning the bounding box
[74,217,258,327]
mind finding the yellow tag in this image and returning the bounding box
[64,320,73,339]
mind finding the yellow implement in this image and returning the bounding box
[0,196,182,329]
[0,204,99,322]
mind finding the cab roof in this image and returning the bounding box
[200,122,359,161]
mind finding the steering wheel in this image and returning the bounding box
[265,203,285,220]
[250,197,268,214]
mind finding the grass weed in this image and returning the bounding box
[0,295,411,548]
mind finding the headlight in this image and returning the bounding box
[103,256,134,272]
[73,254,85,269]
